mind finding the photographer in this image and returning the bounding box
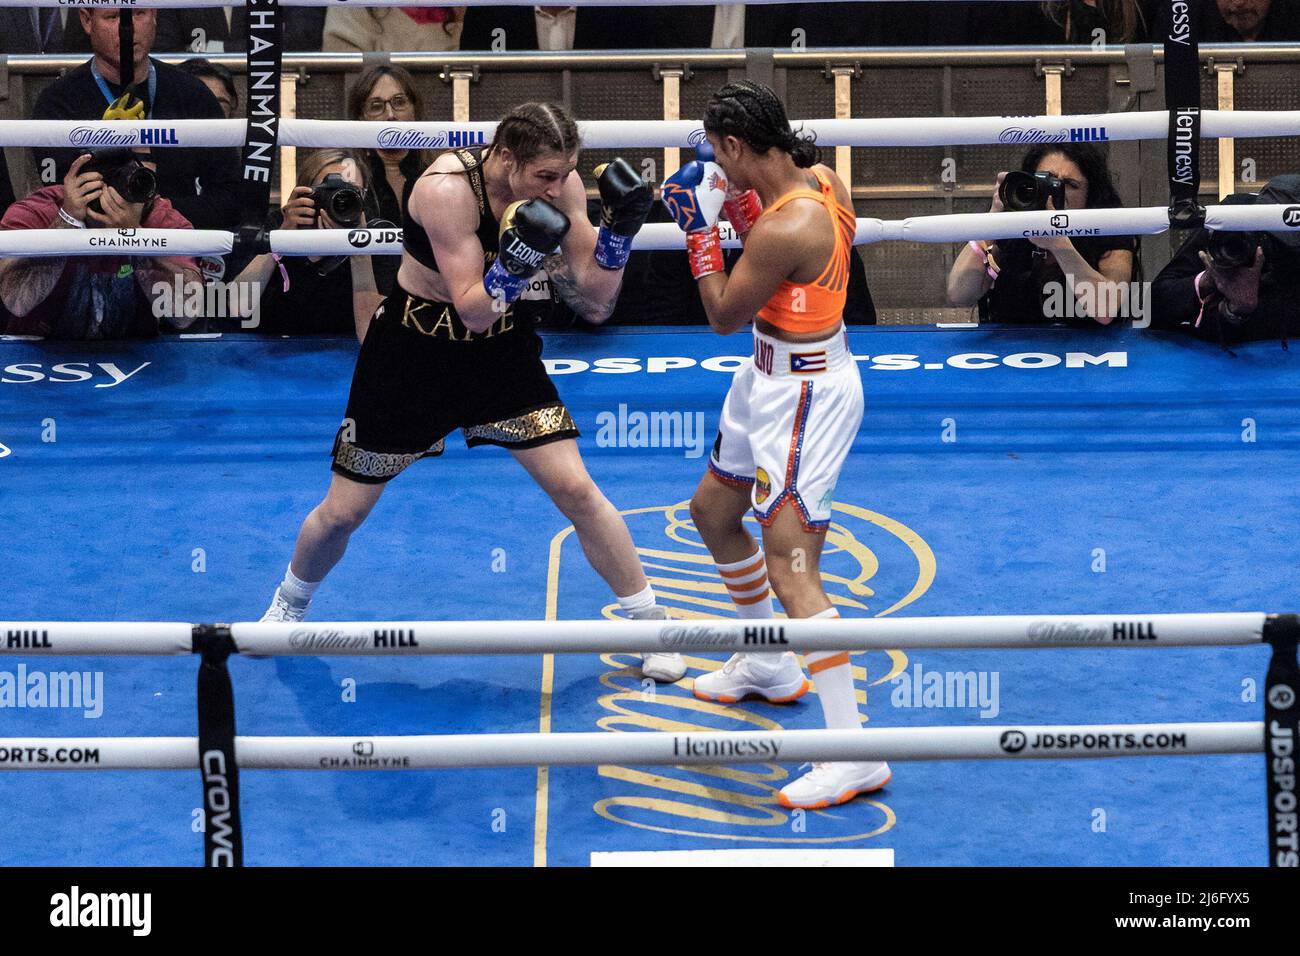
[0,149,200,338]
[1151,173,1300,345]
[947,143,1136,325]
[231,149,385,339]
[32,8,240,232]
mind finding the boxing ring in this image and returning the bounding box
[1,0,1299,869]
[1,326,1297,865]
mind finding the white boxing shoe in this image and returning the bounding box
[777,761,892,810]
[260,588,309,623]
[641,652,687,683]
[692,652,810,704]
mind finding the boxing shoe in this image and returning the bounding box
[692,652,809,704]
[624,602,686,683]
[260,587,309,623]
[777,761,892,810]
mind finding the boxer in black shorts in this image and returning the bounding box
[261,101,686,682]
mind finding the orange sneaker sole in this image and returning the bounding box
[693,678,810,705]
[776,771,893,810]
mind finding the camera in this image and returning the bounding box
[83,148,158,212]
[999,170,1066,212]
[309,173,365,227]
[1206,229,1261,270]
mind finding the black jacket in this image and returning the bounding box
[1151,178,1300,345]
[32,57,242,231]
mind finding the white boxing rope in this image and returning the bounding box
[269,228,403,257]
[0,202,1287,259]
[1204,203,1300,232]
[0,613,1265,658]
[232,612,1264,656]
[0,622,193,656]
[279,119,499,151]
[0,119,245,150]
[0,228,232,259]
[882,205,1174,244]
[0,722,1263,771]
[8,110,1300,151]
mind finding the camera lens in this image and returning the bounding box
[1000,171,1041,212]
[1208,231,1257,270]
[123,166,157,204]
[330,190,362,223]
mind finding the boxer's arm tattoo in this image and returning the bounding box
[0,256,64,318]
[543,252,620,323]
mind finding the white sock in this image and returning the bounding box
[715,550,774,620]
[279,563,320,606]
[804,609,859,730]
[617,583,661,620]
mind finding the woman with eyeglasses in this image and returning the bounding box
[346,65,432,295]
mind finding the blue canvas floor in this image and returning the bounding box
[0,325,1294,866]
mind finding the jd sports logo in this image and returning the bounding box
[348,230,371,248]
[1268,684,1296,710]
[1000,730,1027,753]
[1283,206,1300,227]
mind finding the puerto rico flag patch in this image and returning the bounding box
[789,350,827,374]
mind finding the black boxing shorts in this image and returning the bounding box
[330,284,579,484]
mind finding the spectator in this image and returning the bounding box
[156,9,242,54]
[1151,173,1300,345]
[0,7,63,54]
[462,5,717,50]
[324,7,464,53]
[965,0,1154,45]
[230,149,384,339]
[946,142,1136,325]
[346,65,432,296]
[0,149,201,338]
[32,8,241,232]
[177,59,239,119]
[1202,0,1300,41]
[795,2,982,46]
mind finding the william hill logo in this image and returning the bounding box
[372,629,418,648]
[7,629,52,649]
[547,498,935,851]
[1112,621,1157,641]
[743,626,788,645]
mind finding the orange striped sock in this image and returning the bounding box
[805,609,859,730]
[715,550,774,619]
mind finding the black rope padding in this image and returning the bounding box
[117,11,133,110]
[232,0,283,260]
[1159,0,1205,229]
[195,624,243,867]
[1262,614,1299,867]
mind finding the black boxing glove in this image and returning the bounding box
[593,158,653,269]
[483,198,571,304]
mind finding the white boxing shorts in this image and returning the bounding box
[707,324,863,531]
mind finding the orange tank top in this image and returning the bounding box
[756,168,857,334]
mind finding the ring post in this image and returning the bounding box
[1263,614,1300,867]
[193,625,244,867]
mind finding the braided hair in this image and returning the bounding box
[703,81,820,168]
[486,102,581,166]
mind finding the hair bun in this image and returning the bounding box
[789,135,820,169]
